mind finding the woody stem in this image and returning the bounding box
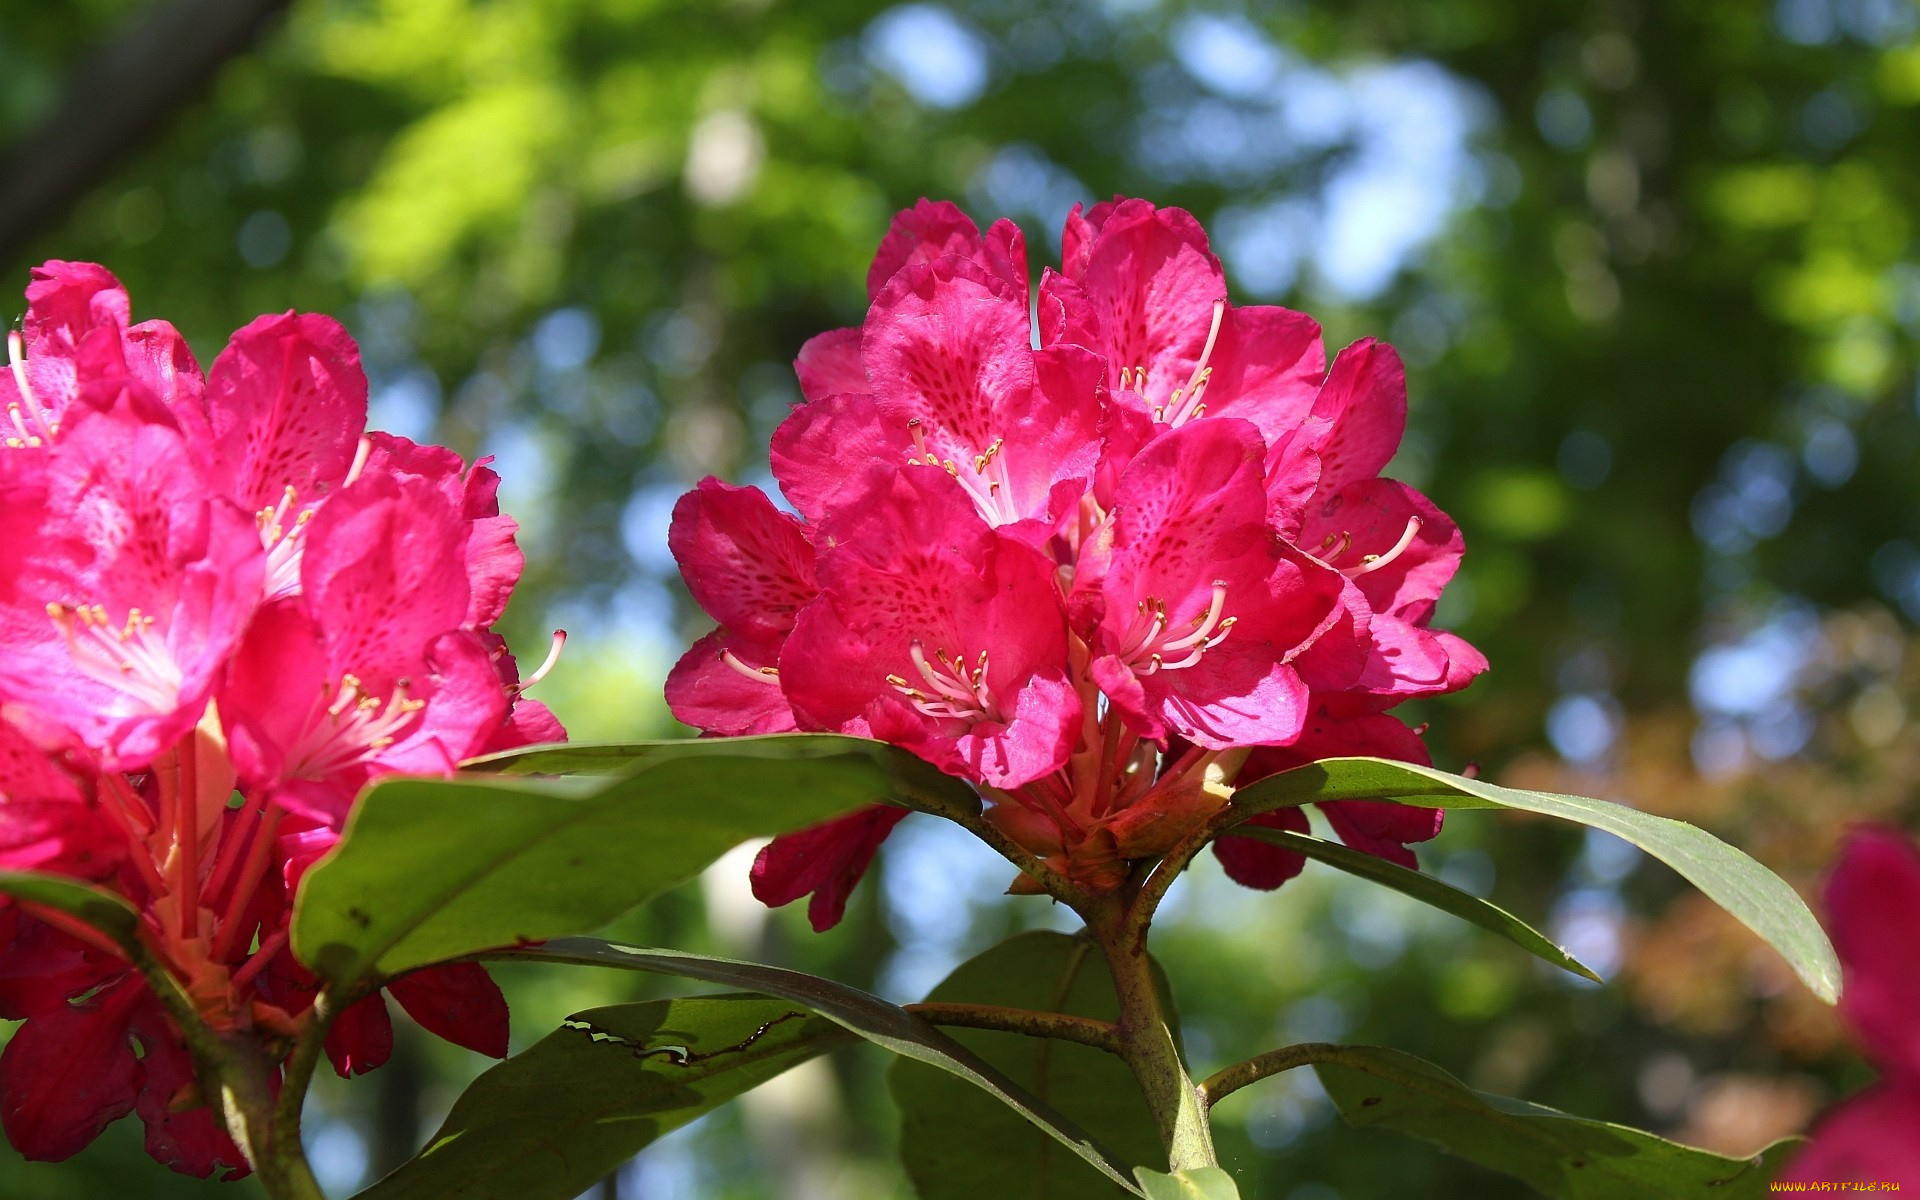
[126,937,324,1200]
[1086,896,1216,1172]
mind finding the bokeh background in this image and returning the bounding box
[3,0,1917,1196]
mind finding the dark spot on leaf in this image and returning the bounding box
[1360,1096,1382,1107]
[347,906,372,929]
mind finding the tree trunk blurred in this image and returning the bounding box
[0,0,292,262]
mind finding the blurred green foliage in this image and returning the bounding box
[4,0,1919,1195]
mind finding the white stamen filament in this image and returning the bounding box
[1158,301,1226,427]
[902,419,1020,525]
[257,485,317,600]
[518,629,568,690]
[5,332,56,448]
[345,436,373,486]
[1117,581,1236,674]
[1349,516,1423,576]
[287,674,426,778]
[47,602,184,712]
[722,647,780,684]
[887,640,997,721]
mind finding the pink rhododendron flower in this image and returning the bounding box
[0,264,561,1176]
[1779,827,1920,1186]
[669,198,1484,926]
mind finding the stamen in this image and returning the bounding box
[6,331,56,447]
[1350,516,1423,576]
[1116,581,1236,673]
[723,647,780,683]
[890,639,997,722]
[286,675,427,778]
[345,436,373,486]
[1163,301,1226,427]
[517,629,568,690]
[47,601,183,712]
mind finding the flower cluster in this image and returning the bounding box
[0,264,561,1175]
[668,199,1484,930]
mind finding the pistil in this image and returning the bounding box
[4,332,57,448]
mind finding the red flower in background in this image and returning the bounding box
[1778,827,1920,1186]
[0,264,560,1176]
[667,198,1485,926]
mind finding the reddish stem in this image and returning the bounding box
[175,743,200,940]
[19,901,129,963]
[213,806,283,962]
[230,927,289,991]
[205,794,266,910]
[99,776,170,897]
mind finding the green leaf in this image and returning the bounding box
[490,937,1144,1196]
[891,931,1166,1200]
[0,870,141,952]
[464,732,982,818]
[1134,1167,1241,1200]
[1228,757,1838,1002]
[293,739,915,984]
[1227,825,1600,982]
[1301,1043,1798,1199]
[357,994,853,1200]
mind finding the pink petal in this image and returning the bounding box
[794,327,866,403]
[205,312,368,513]
[770,391,905,523]
[0,909,121,1019]
[1827,827,1920,1079]
[325,990,395,1077]
[1065,201,1226,417]
[781,467,1079,788]
[1188,304,1325,441]
[1213,806,1311,890]
[1778,1084,1920,1185]
[1301,478,1462,618]
[669,478,817,639]
[1094,420,1342,747]
[301,470,469,678]
[665,630,798,736]
[0,975,142,1161]
[750,805,909,932]
[128,997,248,1179]
[0,400,263,767]
[864,199,1025,299]
[389,962,510,1059]
[1309,338,1407,494]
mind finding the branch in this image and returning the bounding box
[1198,1042,1346,1108]
[904,1002,1123,1055]
[0,0,294,263]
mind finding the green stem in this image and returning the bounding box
[1197,1043,1336,1107]
[1089,902,1216,1172]
[127,939,327,1200]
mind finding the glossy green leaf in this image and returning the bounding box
[0,871,140,952]
[464,732,982,818]
[490,937,1143,1195]
[293,739,913,984]
[357,994,853,1200]
[891,931,1166,1200]
[1134,1168,1241,1200]
[1228,757,1838,1002]
[1300,1043,1799,1198]
[1228,825,1600,982]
